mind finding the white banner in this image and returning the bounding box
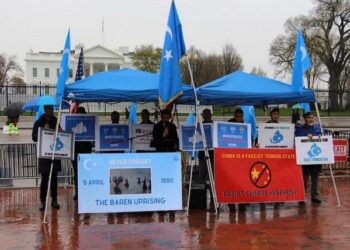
[258,123,295,149]
[37,128,75,160]
[295,136,335,165]
[131,124,155,151]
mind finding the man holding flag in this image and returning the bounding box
[292,31,322,204]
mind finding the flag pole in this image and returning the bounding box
[185,56,218,214]
[43,103,63,224]
[314,101,341,206]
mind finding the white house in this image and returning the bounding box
[24,44,133,95]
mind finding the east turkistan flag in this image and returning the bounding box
[56,29,71,105]
[158,0,186,107]
[291,31,311,92]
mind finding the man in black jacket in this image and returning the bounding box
[152,109,179,152]
[32,105,61,211]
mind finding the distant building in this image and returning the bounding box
[24,44,133,95]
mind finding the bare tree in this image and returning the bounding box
[250,66,268,77]
[310,0,350,110]
[10,75,26,94]
[269,16,326,89]
[0,54,23,93]
[220,43,244,75]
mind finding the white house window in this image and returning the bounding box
[32,68,37,77]
[45,68,50,78]
[56,68,60,77]
[69,69,73,78]
[45,86,50,95]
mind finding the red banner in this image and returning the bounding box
[215,148,305,203]
[333,139,349,162]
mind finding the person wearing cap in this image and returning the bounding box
[295,112,323,204]
[151,109,179,152]
[32,105,61,211]
[267,108,280,123]
[140,109,154,124]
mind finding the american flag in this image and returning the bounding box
[75,47,84,81]
[69,47,84,113]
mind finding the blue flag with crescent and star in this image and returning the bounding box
[291,31,311,92]
[56,29,71,105]
[242,105,257,141]
[158,1,186,107]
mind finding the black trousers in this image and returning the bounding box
[302,165,322,197]
[40,172,58,202]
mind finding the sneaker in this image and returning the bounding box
[311,197,322,204]
[39,202,45,211]
[51,200,61,209]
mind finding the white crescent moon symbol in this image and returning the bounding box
[83,159,92,171]
[300,46,307,61]
[166,26,173,41]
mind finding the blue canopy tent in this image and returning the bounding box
[64,68,194,104]
[197,71,315,106]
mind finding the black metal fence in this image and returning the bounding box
[0,143,74,184]
[1,85,350,115]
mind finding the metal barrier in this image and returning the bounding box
[0,143,73,184]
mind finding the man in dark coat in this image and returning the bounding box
[140,109,154,124]
[32,105,61,211]
[71,107,92,201]
[295,112,323,204]
[152,109,179,152]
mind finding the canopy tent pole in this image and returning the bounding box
[185,56,218,214]
[314,102,341,206]
[43,103,63,223]
[186,107,199,215]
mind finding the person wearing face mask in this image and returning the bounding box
[295,112,323,204]
[151,109,179,152]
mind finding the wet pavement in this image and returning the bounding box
[0,177,350,249]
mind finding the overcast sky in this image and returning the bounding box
[0,0,314,80]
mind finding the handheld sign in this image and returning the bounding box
[213,121,251,148]
[258,123,295,149]
[37,128,74,160]
[131,124,155,151]
[179,124,213,151]
[62,114,98,141]
[295,136,335,165]
[96,124,130,152]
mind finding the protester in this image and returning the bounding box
[295,112,323,204]
[228,108,244,123]
[198,109,215,210]
[111,111,120,124]
[152,109,179,152]
[32,105,61,211]
[267,107,280,123]
[227,108,246,211]
[292,109,301,125]
[140,109,154,124]
[71,107,92,201]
